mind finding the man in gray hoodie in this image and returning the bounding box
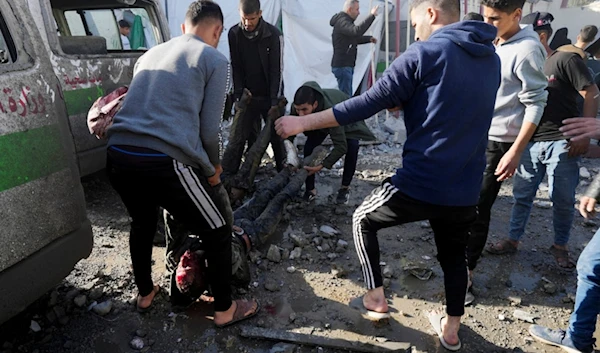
[466,0,547,301]
[106,1,259,327]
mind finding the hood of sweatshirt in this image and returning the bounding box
[500,24,540,46]
[428,21,498,57]
[330,12,352,27]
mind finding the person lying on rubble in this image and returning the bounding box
[166,145,328,306]
[290,81,375,204]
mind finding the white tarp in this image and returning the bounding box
[281,0,392,103]
[161,0,281,61]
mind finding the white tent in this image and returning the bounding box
[158,0,400,104]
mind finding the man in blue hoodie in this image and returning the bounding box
[275,0,500,349]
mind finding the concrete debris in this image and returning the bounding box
[543,283,557,295]
[534,201,552,209]
[286,266,297,274]
[382,266,394,278]
[319,225,339,237]
[331,265,347,278]
[289,233,308,247]
[403,265,433,281]
[508,296,522,306]
[313,237,323,246]
[91,300,112,316]
[498,314,506,321]
[136,329,147,338]
[267,245,282,263]
[513,310,537,323]
[130,337,145,350]
[337,239,348,249]
[270,342,297,353]
[74,295,87,308]
[264,278,281,292]
[30,320,41,333]
[419,221,431,229]
[289,247,302,260]
[580,167,591,179]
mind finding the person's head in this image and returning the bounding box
[343,0,361,20]
[521,12,554,47]
[481,0,525,40]
[293,86,319,116]
[409,0,460,42]
[239,0,262,32]
[463,12,483,21]
[578,25,598,46]
[181,1,224,48]
[118,20,130,36]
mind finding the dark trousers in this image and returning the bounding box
[222,99,285,175]
[304,131,359,191]
[107,146,233,311]
[353,179,476,316]
[467,140,513,270]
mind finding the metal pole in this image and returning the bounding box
[385,0,389,121]
[395,0,400,58]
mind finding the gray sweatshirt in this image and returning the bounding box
[107,34,230,177]
[488,25,548,142]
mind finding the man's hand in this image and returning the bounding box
[370,37,378,44]
[560,118,600,142]
[304,164,323,176]
[208,164,223,186]
[275,116,305,139]
[579,196,597,219]
[495,149,520,181]
[567,138,591,157]
[371,5,379,15]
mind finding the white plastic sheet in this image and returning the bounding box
[161,0,281,60]
[281,0,392,104]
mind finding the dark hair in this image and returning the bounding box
[293,86,318,106]
[480,0,525,14]
[580,25,598,43]
[463,12,483,21]
[240,0,261,15]
[185,1,224,26]
[118,20,130,28]
[409,0,460,20]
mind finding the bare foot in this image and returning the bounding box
[363,287,388,313]
[442,315,461,346]
[137,285,159,309]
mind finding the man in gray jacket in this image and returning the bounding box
[106,1,259,327]
[466,0,548,302]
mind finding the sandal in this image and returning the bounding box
[486,239,518,255]
[215,299,260,328]
[549,245,576,272]
[349,296,391,321]
[137,285,160,313]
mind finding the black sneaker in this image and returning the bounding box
[303,190,316,202]
[335,188,350,205]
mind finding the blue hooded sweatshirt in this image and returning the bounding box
[333,21,500,206]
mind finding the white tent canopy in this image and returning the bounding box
[158,0,401,103]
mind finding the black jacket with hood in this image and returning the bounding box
[330,12,375,68]
[228,19,284,106]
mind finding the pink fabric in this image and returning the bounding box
[87,86,128,139]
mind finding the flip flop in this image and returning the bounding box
[426,311,461,351]
[137,285,160,313]
[215,299,260,328]
[486,239,518,255]
[349,296,391,321]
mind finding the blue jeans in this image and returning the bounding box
[509,140,579,245]
[332,67,354,97]
[568,229,600,352]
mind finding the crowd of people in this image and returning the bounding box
[102,0,600,351]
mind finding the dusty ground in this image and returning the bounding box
[2,130,600,353]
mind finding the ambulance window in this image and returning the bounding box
[0,10,16,64]
[62,7,160,52]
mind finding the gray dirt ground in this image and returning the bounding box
[2,135,600,353]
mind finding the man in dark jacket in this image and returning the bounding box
[330,0,379,96]
[276,0,500,347]
[291,82,375,204]
[223,0,285,175]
